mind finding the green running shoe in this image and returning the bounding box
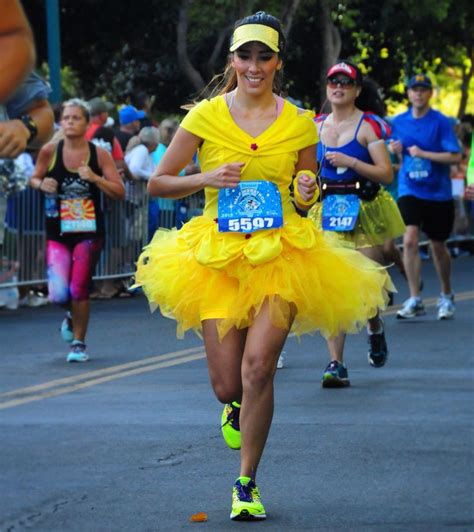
[230,476,266,521]
[221,401,241,450]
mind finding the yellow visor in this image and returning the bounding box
[229,24,279,52]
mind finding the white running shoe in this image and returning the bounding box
[67,341,89,363]
[396,297,426,319]
[277,354,284,369]
[19,291,49,308]
[437,294,455,320]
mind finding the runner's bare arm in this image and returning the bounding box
[80,148,125,200]
[148,127,242,199]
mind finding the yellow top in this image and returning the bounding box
[180,95,318,219]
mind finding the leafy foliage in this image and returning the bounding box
[23,0,473,117]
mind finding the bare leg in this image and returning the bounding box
[402,225,422,298]
[358,245,385,332]
[239,298,295,480]
[202,320,246,404]
[383,238,406,279]
[71,299,90,342]
[430,239,452,294]
[327,333,346,362]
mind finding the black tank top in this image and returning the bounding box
[45,140,105,240]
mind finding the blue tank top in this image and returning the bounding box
[317,114,373,182]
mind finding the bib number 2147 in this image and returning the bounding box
[322,194,360,232]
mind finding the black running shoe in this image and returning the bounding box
[368,328,388,368]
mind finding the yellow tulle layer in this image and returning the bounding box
[308,189,406,248]
[134,213,394,340]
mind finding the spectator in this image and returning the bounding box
[125,126,159,181]
[115,105,144,152]
[130,91,155,128]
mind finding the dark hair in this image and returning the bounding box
[130,91,149,110]
[203,11,285,98]
[355,78,386,116]
[92,126,115,145]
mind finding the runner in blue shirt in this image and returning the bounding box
[390,74,461,320]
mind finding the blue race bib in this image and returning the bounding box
[322,194,360,232]
[405,156,432,181]
[218,181,283,233]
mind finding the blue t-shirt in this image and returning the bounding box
[391,108,460,201]
[5,72,51,118]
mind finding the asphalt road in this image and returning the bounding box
[1,256,473,531]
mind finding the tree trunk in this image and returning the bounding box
[458,49,473,119]
[177,0,205,92]
[317,0,341,109]
[281,0,302,38]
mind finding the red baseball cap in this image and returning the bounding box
[327,62,362,84]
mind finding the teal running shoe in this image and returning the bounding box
[67,341,89,363]
[221,402,241,450]
[230,477,266,521]
[321,360,350,388]
[60,312,74,343]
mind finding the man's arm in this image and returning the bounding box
[407,145,462,165]
[0,0,36,102]
[0,98,54,158]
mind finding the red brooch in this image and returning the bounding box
[250,143,258,151]
[245,234,251,239]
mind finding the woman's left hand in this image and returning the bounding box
[297,172,317,202]
[78,163,98,183]
[325,151,353,168]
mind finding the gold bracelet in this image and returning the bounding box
[293,170,319,206]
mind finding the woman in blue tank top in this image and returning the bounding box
[308,61,405,387]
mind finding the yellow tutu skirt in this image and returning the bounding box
[134,212,394,340]
[308,189,406,248]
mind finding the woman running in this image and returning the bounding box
[309,61,405,387]
[30,99,125,362]
[134,13,392,520]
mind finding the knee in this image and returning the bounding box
[48,284,69,305]
[242,353,275,392]
[403,235,418,253]
[211,380,242,404]
[70,286,89,301]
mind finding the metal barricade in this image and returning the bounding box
[0,183,149,288]
[0,185,205,289]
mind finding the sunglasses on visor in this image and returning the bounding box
[327,77,356,88]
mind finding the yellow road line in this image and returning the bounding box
[0,352,206,410]
[0,345,204,399]
[2,290,473,410]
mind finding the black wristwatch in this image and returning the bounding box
[20,114,38,143]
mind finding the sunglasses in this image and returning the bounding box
[327,77,356,88]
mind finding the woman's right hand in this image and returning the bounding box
[39,177,58,194]
[203,162,244,189]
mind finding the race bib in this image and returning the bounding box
[406,156,432,180]
[218,181,283,233]
[60,198,97,233]
[322,194,360,232]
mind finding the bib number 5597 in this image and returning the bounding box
[228,217,275,232]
